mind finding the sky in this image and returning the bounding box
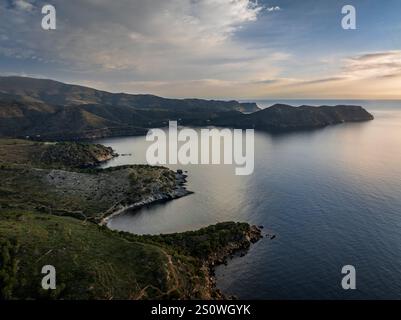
[1,0,401,99]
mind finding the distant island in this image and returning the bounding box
[0,76,373,141]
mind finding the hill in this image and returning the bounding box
[213,103,374,132]
[0,77,261,113]
[0,210,260,299]
[0,139,262,299]
[0,76,260,140]
[0,76,374,140]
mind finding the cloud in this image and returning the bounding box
[253,79,280,84]
[266,6,281,12]
[0,1,275,73]
[296,77,347,86]
[0,0,293,97]
[12,0,34,11]
[259,51,401,99]
[342,51,401,79]
[1,1,400,99]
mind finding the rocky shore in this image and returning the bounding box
[205,225,263,299]
[99,170,193,225]
[207,225,263,267]
[145,222,263,299]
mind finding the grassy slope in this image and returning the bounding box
[0,139,114,169]
[0,209,256,300]
[0,209,212,300]
[0,139,43,166]
[0,164,178,222]
[0,139,179,222]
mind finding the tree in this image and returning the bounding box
[0,239,20,300]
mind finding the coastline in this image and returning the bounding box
[141,222,264,299]
[206,225,263,299]
[99,171,193,226]
[95,165,263,299]
[0,138,263,299]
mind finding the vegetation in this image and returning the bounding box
[0,76,259,140]
[39,142,115,169]
[0,163,180,222]
[0,238,19,299]
[0,139,114,169]
[0,209,258,299]
[0,140,180,222]
[143,222,254,259]
[0,137,260,300]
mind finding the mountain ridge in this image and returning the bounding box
[0,76,373,140]
[0,76,260,111]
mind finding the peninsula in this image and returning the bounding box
[0,139,262,299]
[0,77,373,140]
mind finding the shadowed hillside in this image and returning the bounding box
[0,76,260,140]
[0,76,374,140]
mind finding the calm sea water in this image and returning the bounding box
[98,100,401,299]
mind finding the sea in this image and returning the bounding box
[97,100,401,299]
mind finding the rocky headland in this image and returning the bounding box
[212,104,375,132]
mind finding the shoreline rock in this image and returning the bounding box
[205,225,263,299]
[141,222,264,299]
[99,170,193,225]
